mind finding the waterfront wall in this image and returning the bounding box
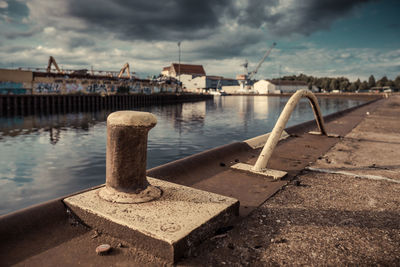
[0,70,33,95]
[0,93,213,116]
[0,69,178,95]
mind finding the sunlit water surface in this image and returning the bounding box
[0,96,365,214]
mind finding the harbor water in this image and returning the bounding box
[0,96,366,215]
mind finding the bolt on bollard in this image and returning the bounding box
[99,111,162,203]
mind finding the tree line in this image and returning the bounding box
[276,74,400,92]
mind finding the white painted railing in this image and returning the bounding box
[252,89,327,172]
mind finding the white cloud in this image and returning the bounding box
[0,1,8,9]
[43,27,56,35]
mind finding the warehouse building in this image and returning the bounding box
[254,80,317,94]
[161,63,238,92]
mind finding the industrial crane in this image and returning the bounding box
[46,56,64,74]
[241,59,249,74]
[118,63,131,79]
[238,42,276,92]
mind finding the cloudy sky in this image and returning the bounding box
[0,0,399,81]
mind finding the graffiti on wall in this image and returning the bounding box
[143,87,152,94]
[0,82,27,95]
[0,78,174,95]
[87,84,107,93]
[129,82,142,93]
[66,83,83,93]
[34,83,62,93]
[153,86,160,93]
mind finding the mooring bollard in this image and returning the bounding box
[99,111,162,203]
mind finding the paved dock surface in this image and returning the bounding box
[180,95,400,266]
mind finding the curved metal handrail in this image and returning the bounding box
[252,89,327,172]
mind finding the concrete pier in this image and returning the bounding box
[1,94,398,266]
[179,94,400,266]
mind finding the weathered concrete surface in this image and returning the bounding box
[243,130,290,149]
[179,95,400,266]
[2,94,391,266]
[312,95,400,181]
[64,177,239,263]
[148,96,379,217]
[231,162,288,180]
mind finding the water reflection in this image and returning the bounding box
[0,96,366,215]
[0,111,109,142]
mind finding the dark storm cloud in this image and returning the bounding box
[61,0,375,41]
[238,0,281,28]
[191,33,265,60]
[66,0,230,41]
[287,0,374,36]
[238,0,376,36]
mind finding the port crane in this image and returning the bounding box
[237,42,276,92]
[118,63,131,79]
[46,56,64,74]
[240,59,249,75]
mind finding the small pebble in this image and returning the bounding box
[96,244,111,255]
[219,162,226,167]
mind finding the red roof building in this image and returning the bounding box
[161,63,206,77]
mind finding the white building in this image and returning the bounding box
[161,63,238,92]
[161,63,205,79]
[254,80,316,94]
[161,63,206,92]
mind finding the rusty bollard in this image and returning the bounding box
[98,111,162,203]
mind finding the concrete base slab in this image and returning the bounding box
[308,131,340,138]
[64,177,239,263]
[244,130,290,149]
[231,162,287,180]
